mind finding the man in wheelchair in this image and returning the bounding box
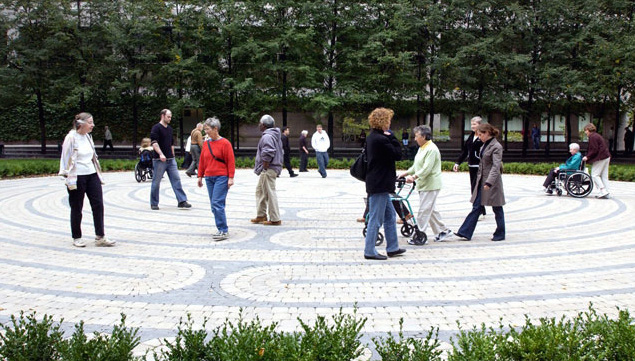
[543,143,582,195]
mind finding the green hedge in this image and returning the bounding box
[2,306,634,360]
[1,158,635,182]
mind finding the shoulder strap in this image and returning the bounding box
[206,140,226,164]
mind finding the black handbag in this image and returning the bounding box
[350,147,367,182]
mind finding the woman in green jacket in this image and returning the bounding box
[398,125,453,245]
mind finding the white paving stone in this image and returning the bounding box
[1,168,635,356]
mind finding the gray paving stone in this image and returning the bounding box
[1,168,634,356]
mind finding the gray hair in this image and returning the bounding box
[74,112,92,130]
[204,117,221,130]
[301,130,308,136]
[569,142,580,151]
[260,114,275,128]
[470,116,482,124]
[413,125,432,140]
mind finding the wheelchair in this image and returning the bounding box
[551,161,593,198]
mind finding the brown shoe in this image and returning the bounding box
[262,220,282,226]
[250,216,267,224]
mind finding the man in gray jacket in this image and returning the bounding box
[250,115,284,225]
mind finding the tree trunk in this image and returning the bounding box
[36,89,46,154]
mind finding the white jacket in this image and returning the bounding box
[311,130,330,152]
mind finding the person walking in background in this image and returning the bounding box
[298,130,309,172]
[311,124,330,178]
[181,134,192,169]
[363,107,405,260]
[281,126,298,177]
[531,123,541,149]
[103,125,113,152]
[185,123,204,177]
[399,125,453,245]
[583,123,611,199]
[453,116,486,218]
[251,115,284,226]
[197,117,235,241]
[542,143,582,194]
[455,123,506,242]
[150,109,191,210]
[401,128,409,147]
[625,126,634,155]
[59,112,115,248]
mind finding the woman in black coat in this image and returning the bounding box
[363,108,406,260]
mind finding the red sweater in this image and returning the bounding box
[198,138,235,178]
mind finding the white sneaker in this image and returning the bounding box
[435,230,453,242]
[72,238,86,247]
[212,231,229,241]
[95,237,116,247]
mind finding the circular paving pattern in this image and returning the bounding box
[1,168,634,356]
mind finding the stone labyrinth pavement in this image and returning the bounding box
[1,168,635,356]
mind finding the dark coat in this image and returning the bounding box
[585,132,610,163]
[365,129,402,194]
[456,131,484,166]
[471,138,505,207]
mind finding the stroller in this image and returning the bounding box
[135,149,154,182]
[363,177,427,246]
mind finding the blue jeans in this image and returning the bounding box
[316,151,329,177]
[457,187,505,240]
[205,176,229,232]
[151,158,187,206]
[365,193,399,256]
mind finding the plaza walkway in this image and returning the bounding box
[1,169,634,357]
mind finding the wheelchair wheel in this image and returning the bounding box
[566,172,593,198]
[147,168,153,179]
[401,223,415,237]
[141,174,146,182]
[362,225,367,238]
[556,188,563,196]
[134,164,142,183]
[375,232,384,246]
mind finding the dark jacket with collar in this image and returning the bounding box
[456,131,484,167]
[365,129,403,194]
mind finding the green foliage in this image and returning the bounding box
[2,306,635,360]
[0,312,139,361]
[59,315,140,361]
[0,311,64,361]
[374,319,443,361]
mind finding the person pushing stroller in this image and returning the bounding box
[398,125,453,245]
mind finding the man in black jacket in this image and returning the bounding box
[281,127,298,177]
[453,116,486,217]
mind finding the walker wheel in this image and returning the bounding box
[401,223,414,237]
[375,232,384,246]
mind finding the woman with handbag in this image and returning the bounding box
[363,108,406,260]
[197,117,236,241]
[59,112,115,248]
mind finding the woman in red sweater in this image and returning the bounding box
[197,117,236,240]
[582,123,611,199]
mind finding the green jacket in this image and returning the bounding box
[405,141,442,191]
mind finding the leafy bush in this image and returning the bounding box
[0,312,139,361]
[374,319,442,361]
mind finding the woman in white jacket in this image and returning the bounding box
[59,112,115,248]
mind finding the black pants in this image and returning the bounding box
[543,168,558,188]
[299,151,308,171]
[68,173,104,239]
[284,153,295,175]
[469,166,486,216]
[103,140,113,151]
